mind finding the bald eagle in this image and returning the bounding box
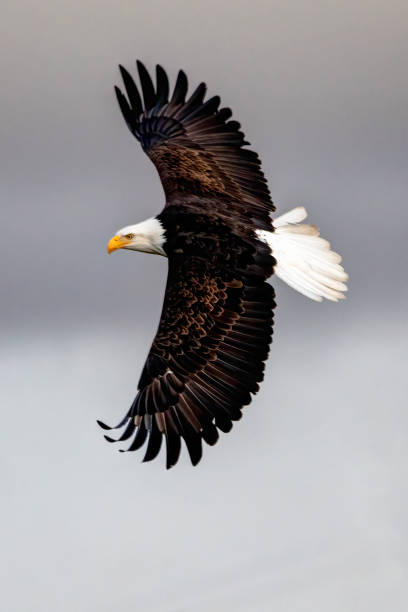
[98,61,348,468]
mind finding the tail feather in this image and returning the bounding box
[273,206,308,226]
[257,207,348,302]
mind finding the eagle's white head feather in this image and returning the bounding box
[107,217,166,257]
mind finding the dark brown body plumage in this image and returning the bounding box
[99,61,277,467]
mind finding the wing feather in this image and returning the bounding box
[136,60,157,111]
[118,65,143,116]
[155,65,169,106]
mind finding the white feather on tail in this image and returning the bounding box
[257,207,348,302]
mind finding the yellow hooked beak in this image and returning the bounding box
[107,235,131,254]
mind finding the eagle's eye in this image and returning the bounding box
[124,233,135,240]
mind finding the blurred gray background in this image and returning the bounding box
[1,1,407,610]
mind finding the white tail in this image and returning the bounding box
[257,207,348,302]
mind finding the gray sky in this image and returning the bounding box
[1,1,408,610]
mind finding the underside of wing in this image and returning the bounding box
[115,60,275,230]
[99,248,276,468]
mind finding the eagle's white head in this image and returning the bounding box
[107,217,166,257]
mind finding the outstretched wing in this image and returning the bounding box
[114,60,275,231]
[99,225,276,468]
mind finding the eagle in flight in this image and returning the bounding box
[98,60,348,468]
